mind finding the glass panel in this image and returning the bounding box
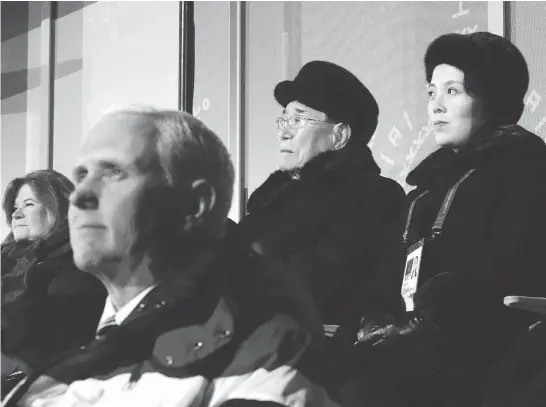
[193,2,238,220]
[53,1,180,178]
[193,2,230,148]
[1,2,40,241]
[510,1,546,141]
[247,2,285,194]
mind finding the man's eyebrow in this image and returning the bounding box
[282,107,307,115]
[72,159,133,177]
[96,159,125,169]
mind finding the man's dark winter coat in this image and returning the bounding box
[233,147,407,334]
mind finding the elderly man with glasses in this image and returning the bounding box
[232,61,406,364]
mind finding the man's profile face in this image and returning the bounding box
[68,113,156,273]
[277,101,335,172]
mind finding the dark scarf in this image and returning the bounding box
[1,228,71,305]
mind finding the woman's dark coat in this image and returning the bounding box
[1,228,106,375]
[232,147,407,336]
[393,125,546,405]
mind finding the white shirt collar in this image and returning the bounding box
[96,285,157,333]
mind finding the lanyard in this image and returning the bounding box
[431,168,476,236]
[402,168,476,243]
[402,190,430,243]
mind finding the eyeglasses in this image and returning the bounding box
[275,115,332,130]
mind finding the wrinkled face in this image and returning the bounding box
[277,101,335,171]
[428,64,487,150]
[11,184,56,242]
[68,113,156,273]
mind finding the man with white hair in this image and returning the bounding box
[3,107,338,407]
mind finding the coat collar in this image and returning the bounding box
[120,248,230,331]
[406,125,546,189]
[149,296,236,369]
[1,227,71,264]
[96,285,158,332]
[1,228,73,305]
[247,146,380,213]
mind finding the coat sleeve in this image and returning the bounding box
[211,315,341,407]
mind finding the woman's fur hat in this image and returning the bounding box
[424,32,529,125]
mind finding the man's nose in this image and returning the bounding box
[70,183,99,210]
[279,128,294,141]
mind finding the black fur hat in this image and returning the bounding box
[424,32,529,125]
[274,61,379,144]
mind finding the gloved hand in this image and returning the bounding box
[355,311,429,348]
[355,272,454,349]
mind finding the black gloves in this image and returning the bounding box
[355,310,431,349]
[353,273,454,351]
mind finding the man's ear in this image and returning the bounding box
[332,123,352,150]
[183,179,216,231]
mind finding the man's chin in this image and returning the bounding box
[73,250,112,274]
[279,160,299,172]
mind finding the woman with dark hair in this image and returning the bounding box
[354,32,546,406]
[1,170,106,396]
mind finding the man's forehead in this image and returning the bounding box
[87,113,155,142]
[78,113,155,165]
[285,101,325,117]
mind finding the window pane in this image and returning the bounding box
[1,2,41,241]
[510,1,546,141]
[53,1,180,178]
[193,2,229,147]
[247,2,285,194]
[193,2,238,220]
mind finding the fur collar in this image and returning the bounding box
[406,125,546,189]
[247,146,380,213]
[1,227,71,264]
[1,228,72,304]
